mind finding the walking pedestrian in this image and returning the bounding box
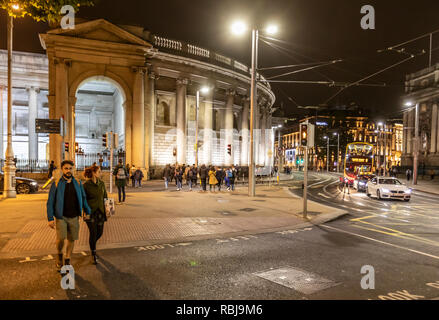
[216,167,224,191]
[83,165,107,265]
[430,169,435,180]
[169,165,175,183]
[209,166,218,192]
[191,165,198,191]
[47,160,91,271]
[184,165,191,186]
[125,163,130,185]
[113,159,128,204]
[48,161,56,179]
[199,164,208,192]
[134,167,144,188]
[230,166,236,191]
[130,165,136,187]
[175,166,183,191]
[163,164,171,189]
[406,168,412,182]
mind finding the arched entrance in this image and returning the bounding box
[73,76,126,170]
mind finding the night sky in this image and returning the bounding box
[1,0,439,120]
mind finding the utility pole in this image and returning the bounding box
[249,29,258,197]
[413,103,419,185]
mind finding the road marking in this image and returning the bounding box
[318,193,331,199]
[41,255,53,261]
[81,251,87,256]
[321,224,439,260]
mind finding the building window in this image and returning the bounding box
[156,101,170,126]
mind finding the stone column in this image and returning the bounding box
[54,58,69,163]
[176,78,188,165]
[436,103,439,153]
[260,109,267,166]
[224,89,235,166]
[132,66,145,169]
[241,97,249,166]
[0,86,4,159]
[431,104,438,154]
[203,90,214,165]
[144,70,156,173]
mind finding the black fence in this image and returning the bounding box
[0,151,126,173]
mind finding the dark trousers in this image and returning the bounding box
[117,186,126,202]
[201,178,207,191]
[86,219,104,252]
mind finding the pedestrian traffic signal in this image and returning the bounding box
[64,142,69,152]
[75,142,79,153]
[227,144,232,156]
[300,124,308,146]
[102,133,108,148]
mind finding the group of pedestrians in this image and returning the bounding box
[163,164,240,192]
[47,160,109,270]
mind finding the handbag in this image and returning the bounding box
[104,198,115,218]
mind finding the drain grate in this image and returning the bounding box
[253,266,339,295]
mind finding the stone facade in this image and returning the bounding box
[0,19,275,178]
[403,64,439,171]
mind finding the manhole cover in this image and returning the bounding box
[254,266,339,295]
[239,208,257,212]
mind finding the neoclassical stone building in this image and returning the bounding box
[403,63,439,171]
[0,19,275,177]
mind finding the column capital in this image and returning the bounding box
[131,66,147,74]
[226,88,236,96]
[148,71,157,80]
[26,86,40,93]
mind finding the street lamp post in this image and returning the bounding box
[413,103,419,185]
[324,136,329,173]
[333,132,339,173]
[195,86,209,168]
[3,11,17,198]
[231,21,278,197]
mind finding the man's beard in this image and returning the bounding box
[63,173,72,179]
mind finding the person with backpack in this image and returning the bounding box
[46,160,91,271]
[83,164,107,265]
[113,159,128,204]
[229,166,236,191]
[216,167,224,191]
[188,165,195,191]
[190,165,198,191]
[225,168,231,191]
[199,164,208,192]
[134,167,144,188]
[129,164,136,187]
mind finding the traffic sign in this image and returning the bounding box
[35,119,62,134]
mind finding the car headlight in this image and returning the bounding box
[31,182,38,186]
[359,182,365,186]
[404,189,412,194]
[381,188,390,193]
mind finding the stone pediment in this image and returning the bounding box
[46,19,151,47]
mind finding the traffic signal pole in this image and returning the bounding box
[303,145,308,219]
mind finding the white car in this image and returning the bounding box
[366,177,411,201]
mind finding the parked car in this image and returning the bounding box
[0,172,39,194]
[353,174,375,192]
[366,177,411,201]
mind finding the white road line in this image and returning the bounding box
[321,225,439,260]
[318,193,331,199]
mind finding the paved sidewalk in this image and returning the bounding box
[0,183,346,259]
[396,174,439,195]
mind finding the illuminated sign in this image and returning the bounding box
[316,122,328,126]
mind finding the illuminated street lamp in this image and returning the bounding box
[323,136,329,173]
[195,86,210,167]
[404,101,419,184]
[3,3,21,198]
[231,20,278,197]
[333,132,340,173]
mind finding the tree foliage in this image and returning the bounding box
[0,0,94,23]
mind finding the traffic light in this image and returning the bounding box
[64,142,69,152]
[300,124,308,146]
[102,133,108,148]
[75,142,79,153]
[227,144,232,156]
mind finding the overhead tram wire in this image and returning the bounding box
[266,60,342,80]
[258,61,339,71]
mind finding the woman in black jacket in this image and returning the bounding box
[83,165,108,264]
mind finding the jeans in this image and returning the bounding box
[189,180,192,189]
[201,178,207,191]
[177,179,182,189]
[117,186,126,202]
[135,179,141,188]
[164,177,169,189]
[86,218,104,251]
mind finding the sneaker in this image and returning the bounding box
[64,258,71,266]
[56,253,63,271]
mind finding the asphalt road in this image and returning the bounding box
[0,172,438,300]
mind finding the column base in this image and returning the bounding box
[3,190,17,198]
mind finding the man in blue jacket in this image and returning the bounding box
[47,160,91,271]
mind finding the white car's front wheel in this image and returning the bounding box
[366,187,371,197]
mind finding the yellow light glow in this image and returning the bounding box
[266,25,278,35]
[11,3,20,10]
